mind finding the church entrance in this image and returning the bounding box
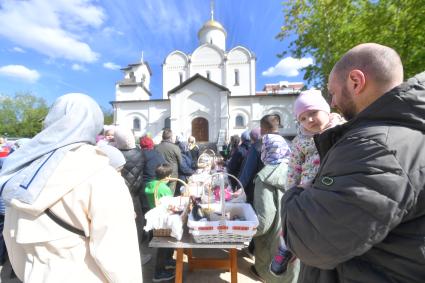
[192,117,209,142]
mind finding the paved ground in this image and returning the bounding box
[0,240,262,282]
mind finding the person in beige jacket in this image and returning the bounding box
[0,93,143,282]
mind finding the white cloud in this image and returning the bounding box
[71,63,87,71]
[262,57,313,77]
[137,1,202,40]
[103,62,121,70]
[12,47,26,53]
[0,65,40,83]
[0,0,104,63]
[102,27,124,37]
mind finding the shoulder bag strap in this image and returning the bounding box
[45,208,86,237]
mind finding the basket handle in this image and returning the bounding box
[218,174,226,220]
[154,177,189,207]
[197,149,217,168]
[153,180,165,207]
[201,148,216,156]
[202,172,245,221]
[197,153,213,168]
[209,172,244,192]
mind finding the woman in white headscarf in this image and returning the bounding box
[0,93,142,283]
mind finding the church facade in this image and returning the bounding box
[111,13,301,145]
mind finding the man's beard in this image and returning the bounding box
[339,84,357,120]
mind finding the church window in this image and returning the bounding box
[206,71,211,80]
[164,117,171,129]
[235,115,244,127]
[129,71,135,82]
[133,118,141,131]
[234,69,239,86]
[179,72,183,84]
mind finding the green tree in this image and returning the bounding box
[277,0,425,90]
[0,92,49,138]
[101,106,114,125]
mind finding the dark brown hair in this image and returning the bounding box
[155,163,173,179]
[162,128,173,141]
[260,114,280,132]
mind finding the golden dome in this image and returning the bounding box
[198,19,227,38]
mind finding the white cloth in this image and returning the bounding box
[144,196,187,240]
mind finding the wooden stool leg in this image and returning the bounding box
[186,249,194,272]
[175,248,184,283]
[230,248,238,283]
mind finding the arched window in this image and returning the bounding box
[235,115,244,127]
[206,70,211,80]
[133,118,141,131]
[179,72,183,84]
[234,69,239,86]
[164,117,171,129]
[129,71,135,81]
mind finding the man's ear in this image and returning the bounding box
[348,69,366,95]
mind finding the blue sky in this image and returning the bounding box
[0,0,313,109]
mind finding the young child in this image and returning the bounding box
[270,89,345,276]
[260,115,291,164]
[96,128,115,146]
[145,163,176,282]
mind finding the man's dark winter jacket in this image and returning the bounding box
[120,147,146,245]
[281,72,425,283]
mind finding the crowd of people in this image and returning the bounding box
[0,42,424,283]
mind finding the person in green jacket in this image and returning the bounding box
[145,163,174,209]
[250,115,300,283]
[145,163,176,282]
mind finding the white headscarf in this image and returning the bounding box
[98,144,126,170]
[0,93,104,205]
[114,126,135,150]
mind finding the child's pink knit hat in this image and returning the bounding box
[294,89,330,119]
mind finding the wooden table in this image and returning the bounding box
[149,233,244,283]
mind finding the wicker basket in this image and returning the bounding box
[197,149,216,169]
[200,172,245,204]
[152,177,189,237]
[188,202,258,243]
[187,172,258,243]
[153,228,172,237]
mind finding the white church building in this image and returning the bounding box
[111,8,302,145]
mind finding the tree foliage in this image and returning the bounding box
[277,0,425,90]
[0,93,115,138]
[101,106,114,125]
[0,92,49,138]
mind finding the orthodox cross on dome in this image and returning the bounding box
[210,0,214,21]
